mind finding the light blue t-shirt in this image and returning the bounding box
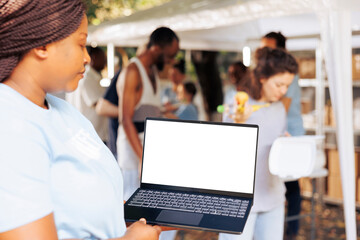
[0,84,126,239]
[175,103,198,121]
[285,75,305,136]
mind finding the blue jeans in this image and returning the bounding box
[218,204,285,240]
[285,180,301,235]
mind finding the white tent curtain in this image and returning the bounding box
[319,4,356,239]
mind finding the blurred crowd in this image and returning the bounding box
[65,28,304,240]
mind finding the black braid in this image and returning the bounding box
[0,0,86,82]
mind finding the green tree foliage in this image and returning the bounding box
[84,0,170,25]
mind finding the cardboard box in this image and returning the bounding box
[324,105,336,127]
[353,54,360,80]
[328,106,336,127]
[299,177,313,194]
[301,99,312,114]
[324,105,330,126]
[327,149,358,177]
[299,58,316,79]
[327,149,339,175]
[328,176,343,200]
[357,178,360,202]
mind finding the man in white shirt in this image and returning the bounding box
[66,47,109,143]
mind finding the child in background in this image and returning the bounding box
[164,82,198,121]
[175,82,198,120]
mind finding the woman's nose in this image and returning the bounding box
[84,48,91,64]
[280,86,288,95]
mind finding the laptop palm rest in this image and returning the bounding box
[156,210,203,225]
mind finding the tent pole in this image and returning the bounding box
[320,9,357,240]
[107,43,115,79]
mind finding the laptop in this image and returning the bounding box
[124,117,259,234]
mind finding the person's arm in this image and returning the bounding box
[120,65,143,160]
[96,98,118,118]
[0,215,161,240]
[162,102,179,113]
[162,111,178,119]
[0,214,57,240]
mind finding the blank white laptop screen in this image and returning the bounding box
[141,120,257,194]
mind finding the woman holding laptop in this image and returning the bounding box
[0,0,161,239]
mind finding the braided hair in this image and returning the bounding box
[0,0,86,82]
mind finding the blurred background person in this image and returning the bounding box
[163,81,198,120]
[161,58,207,120]
[117,27,179,200]
[223,61,249,105]
[261,31,305,240]
[96,70,121,159]
[96,45,148,160]
[66,46,109,144]
[161,59,185,111]
[117,27,180,240]
[219,47,298,240]
[222,61,250,123]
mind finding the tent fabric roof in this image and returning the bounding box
[88,0,360,51]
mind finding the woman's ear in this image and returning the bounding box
[259,78,266,84]
[150,45,161,55]
[32,46,48,59]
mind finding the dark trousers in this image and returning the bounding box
[285,180,302,235]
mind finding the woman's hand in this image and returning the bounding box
[126,222,179,232]
[123,218,161,240]
[232,103,253,123]
[283,131,291,137]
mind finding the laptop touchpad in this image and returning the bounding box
[156,210,203,225]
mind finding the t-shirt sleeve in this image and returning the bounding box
[176,105,198,121]
[0,123,53,232]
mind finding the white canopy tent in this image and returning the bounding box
[88,0,360,51]
[88,0,360,238]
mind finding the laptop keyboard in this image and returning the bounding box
[127,189,249,218]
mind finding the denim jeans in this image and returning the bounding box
[285,180,301,235]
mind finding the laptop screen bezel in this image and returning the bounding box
[139,117,259,199]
